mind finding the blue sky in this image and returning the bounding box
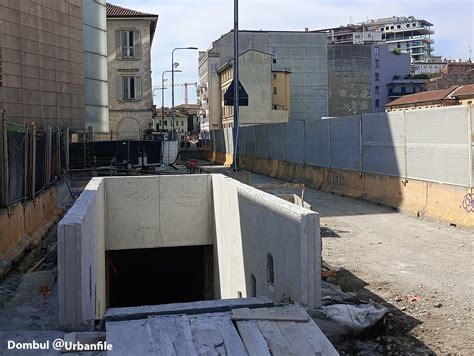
[112,0,474,107]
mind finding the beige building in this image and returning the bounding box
[218,50,289,128]
[106,3,158,139]
[0,0,85,128]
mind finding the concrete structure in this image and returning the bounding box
[319,16,435,63]
[106,4,158,139]
[327,44,415,116]
[0,0,85,128]
[58,174,321,329]
[218,49,289,128]
[198,30,328,138]
[83,0,109,133]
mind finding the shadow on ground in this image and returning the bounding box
[327,268,435,355]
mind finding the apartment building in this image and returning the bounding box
[106,3,158,139]
[318,16,434,63]
[198,30,328,138]
[0,0,85,128]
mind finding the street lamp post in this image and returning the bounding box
[171,47,198,139]
[161,69,181,131]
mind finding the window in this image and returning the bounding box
[397,25,401,29]
[390,26,394,29]
[375,86,379,95]
[273,87,277,95]
[117,29,141,60]
[273,105,278,109]
[468,101,472,104]
[120,76,141,100]
[272,58,276,64]
[375,73,379,81]
[375,99,380,108]
[181,121,184,127]
[164,120,168,126]
[397,43,401,49]
[375,59,379,68]
[272,73,277,80]
[374,46,379,55]
[401,86,406,94]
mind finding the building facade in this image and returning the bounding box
[319,16,434,63]
[327,43,417,116]
[106,3,158,139]
[198,30,328,138]
[218,50,289,128]
[0,0,85,128]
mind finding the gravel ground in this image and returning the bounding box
[247,170,474,355]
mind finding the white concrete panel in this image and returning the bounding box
[211,175,321,308]
[105,176,212,250]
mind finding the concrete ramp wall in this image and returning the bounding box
[212,174,320,307]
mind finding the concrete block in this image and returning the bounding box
[330,116,361,171]
[255,125,270,159]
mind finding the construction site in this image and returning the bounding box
[0,104,473,354]
[0,0,473,354]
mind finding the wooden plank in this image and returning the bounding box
[297,318,339,356]
[189,313,248,355]
[146,315,198,356]
[104,297,273,323]
[106,319,154,356]
[256,320,297,356]
[231,307,309,322]
[236,321,271,356]
[277,321,318,355]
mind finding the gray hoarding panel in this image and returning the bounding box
[405,106,469,145]
[362,112,405,176]
[330,116,360,170]
[243,126,257,157]
[268,123,286,161]
[238,127,246,155]
[405,106,470,185]
[305,119,330,167]
[406,146,470,186]
[255,125,270,159]
[285,121,305,164]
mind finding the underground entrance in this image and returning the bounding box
[106,245,213,308]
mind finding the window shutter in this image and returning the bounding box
[115,30,122,59]
[135,76,142,99]
[134,30,141,59]
[116,76,122,100]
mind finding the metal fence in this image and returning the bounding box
[0,120,69,207]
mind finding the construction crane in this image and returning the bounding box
[175,82,197,105]
[153,82,198,105]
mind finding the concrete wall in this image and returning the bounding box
[105,175,213,250]
[207,105,474,227]
[328,45,372,116]
[58,178,106,330]
[0,0,85,128]
[212,175,320,307]
[58,174,321,328]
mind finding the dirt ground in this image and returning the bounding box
[249,171,474,355]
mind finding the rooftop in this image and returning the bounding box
[106,3,158,18]
[451,84,474,98]
[386,86,457,107]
